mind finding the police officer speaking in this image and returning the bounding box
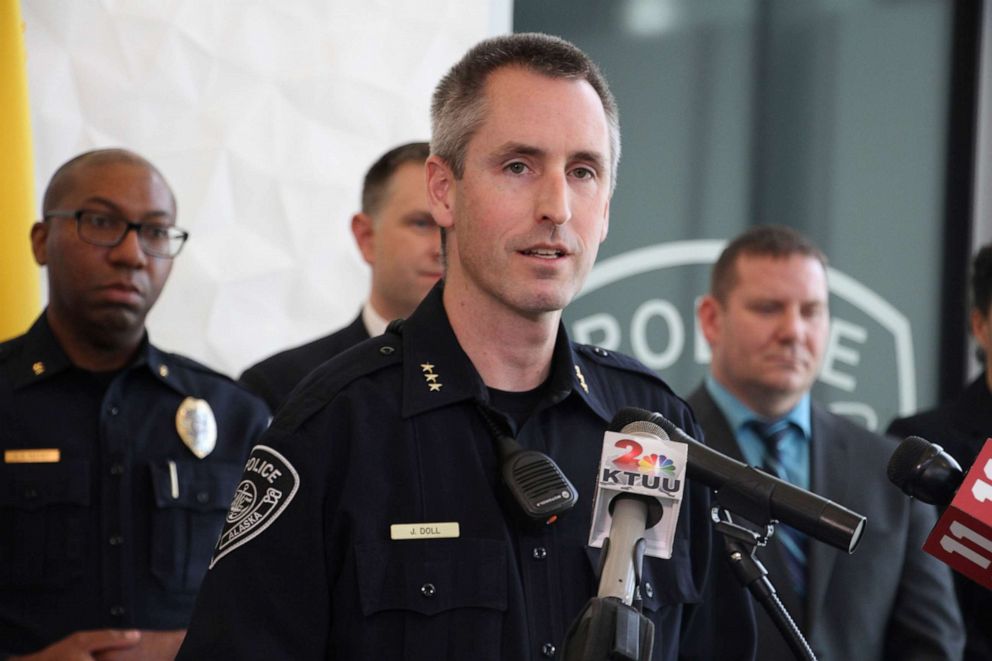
[179,34,756,660]
[0,149,269,660]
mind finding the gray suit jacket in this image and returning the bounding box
[688,385,963,661]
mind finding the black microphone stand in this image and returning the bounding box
[712,506,816,661]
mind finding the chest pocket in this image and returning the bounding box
[0,459,90,589]
[352,538,508,661]
[148,459,242,593]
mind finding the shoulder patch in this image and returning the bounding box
[210,444,300,568]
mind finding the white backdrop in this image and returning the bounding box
[24,0,510,377]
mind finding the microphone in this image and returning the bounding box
[887,435,992,590]
[590,413,684,604]
[614,407,866,553]
[564,410,686,661]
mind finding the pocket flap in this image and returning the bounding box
[149,459,242,511]
[0,459,90,510]
[356,538,508,617]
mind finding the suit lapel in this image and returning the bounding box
[805,404,851,628]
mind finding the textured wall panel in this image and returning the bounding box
[24,0,509,376]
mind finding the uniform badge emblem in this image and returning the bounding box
[175,397,217,459]
[210,445,300,568]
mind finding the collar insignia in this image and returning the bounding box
[32,361,45,376]
[575,365,589,394]
[421,362,443,393]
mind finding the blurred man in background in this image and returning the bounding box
[689,224,962,660]
[239,141,441,411]
[888,241,992,660]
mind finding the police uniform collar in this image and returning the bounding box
[9,312,185,393]
[8,313,75,388]
[144,343,197,396]
[399,284,611,422]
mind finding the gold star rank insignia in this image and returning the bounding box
[421,361,442,392]
[31,361,45,376]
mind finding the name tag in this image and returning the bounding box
[5,448,61,464]
[390,522,460,540]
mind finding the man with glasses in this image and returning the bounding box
[0,148,269,660]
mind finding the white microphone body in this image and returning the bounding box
[597,497,650,603]
[589,420,688,605]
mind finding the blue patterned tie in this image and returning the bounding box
[748,420,808,597]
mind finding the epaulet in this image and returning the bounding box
[162,351,234,381]
[271,332,404,433]
[573,343,676,396]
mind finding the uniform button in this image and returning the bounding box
[541,642,557,657]
[109,405,120,416]
[532,546,548,560]
[644,582,654,599]
[196,491,210,504]
[108,535,124,546]
[23,488,38,500]
[109,605,125,617]
[109,463,125,476]
[379,346,395,355]
[420,583,436,598]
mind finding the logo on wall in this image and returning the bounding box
[569,240,915,431]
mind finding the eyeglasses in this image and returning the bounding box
[44,209,189,258]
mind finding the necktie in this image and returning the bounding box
[748,420,808,597]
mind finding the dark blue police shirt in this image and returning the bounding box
[179,285,756,660]
[0,314,270,656]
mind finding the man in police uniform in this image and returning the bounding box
[179,34,756,660]
[0,149,269,659]
[239,141,442,412]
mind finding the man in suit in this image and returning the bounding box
[238,141,442,411]
[888,241,992,660]
[687,225,963,660]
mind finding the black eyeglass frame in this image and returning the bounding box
[44,209,190,258]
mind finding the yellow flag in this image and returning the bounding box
[0,0,39,342]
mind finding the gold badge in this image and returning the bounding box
[32,361,45,376]
[175,397,217,459]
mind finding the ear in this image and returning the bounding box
[599,198,610,243]
[697,294,723,349]
[425,155,455,230]
[30,221,49,266]
[350,212,376,266]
